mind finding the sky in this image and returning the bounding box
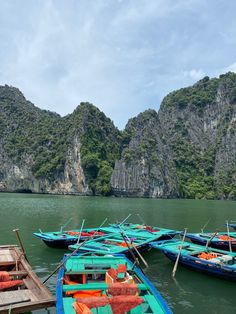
[0,0,236,129]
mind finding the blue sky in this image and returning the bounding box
[0,0,236,129]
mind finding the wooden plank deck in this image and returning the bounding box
[0,245,55,313]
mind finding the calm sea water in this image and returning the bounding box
[0,193,235,314]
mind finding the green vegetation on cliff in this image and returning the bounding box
[1,72,236,200]
[66,103,122,195]
[160,72,236,200]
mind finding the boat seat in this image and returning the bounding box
[63,297,76,314]
[91,305,113,314]
[143,295,160,313]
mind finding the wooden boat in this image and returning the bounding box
[150,240,236,281]
[0,244,55,313]
[101,224,178,241]
[33,228,105,248]
[184,231,236,251]
[68,232,160,256]
[56,254,172,313]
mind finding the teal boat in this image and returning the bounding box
[101,223,177,241]
[33,228,105,248]
[69,232,159,256]
[56,254,172,313]
[150,239,236,281]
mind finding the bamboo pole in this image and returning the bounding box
[172,228,187,278]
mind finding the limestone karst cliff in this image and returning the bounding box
[1,72,236,199]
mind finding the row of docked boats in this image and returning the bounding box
[1,219,236,313]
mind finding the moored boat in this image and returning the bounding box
[33,228,105,249]
[228,223,236,231]
[184,231,236,251]
[101,224,178,241]
[150,239,236,281]
[0,244,55,313]
[56,254,172,313]
[68,233,156,256]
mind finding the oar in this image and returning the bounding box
[118,228,143,270]
[172,228,187,277]
[200,218,211,233]
[136,213,145,225]
[205,231,218,251]
[118,214,132,226]
[13,229,29,263]
[43,217,108,284]
[60,217,73,233]
[76,219,85,244]
[226,220,232,252]
[118,225,149,268]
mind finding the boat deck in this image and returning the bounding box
[0,245,55,313]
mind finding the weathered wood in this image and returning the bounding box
[0,245,55,313]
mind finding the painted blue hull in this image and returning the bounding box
[228,223,236,231]
[163,251,236,281]
[186,234,236,252]
[56,254,173,314]
[42,238,77,249]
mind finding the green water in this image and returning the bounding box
[0,193,235,313]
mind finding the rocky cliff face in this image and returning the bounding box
[111,110,179,197]
[0,86,120,195]
[1,72,236,199]
[111,73,236,199]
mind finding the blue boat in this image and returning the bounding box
[184,232,236,251]
[150,239,236,281]
[68,225,178,256]
[68,233,154,256]
[33,228,105,248]
[101,223,177,241]
[56,254,172,314]
[228,223,236,231]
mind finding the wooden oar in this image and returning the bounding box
[200,218,211,233]
[205,231,218,251]
[118,225,149,268]
[13,229,29,263]
[118,228,143,270]
[172,228,187,277]
[136,213,145,225]
[76,219,85,244]
[60,217,73,233]
[43,217,108,284]
[226,220,232,252]
[118,214,132,226]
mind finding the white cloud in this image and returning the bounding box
[0,0,236,129]
[224,62,236,73]
[183,69,206,81]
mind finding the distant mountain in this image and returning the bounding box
[0,85,121,195]
[1,72,236,199]
[112,72,236,200]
